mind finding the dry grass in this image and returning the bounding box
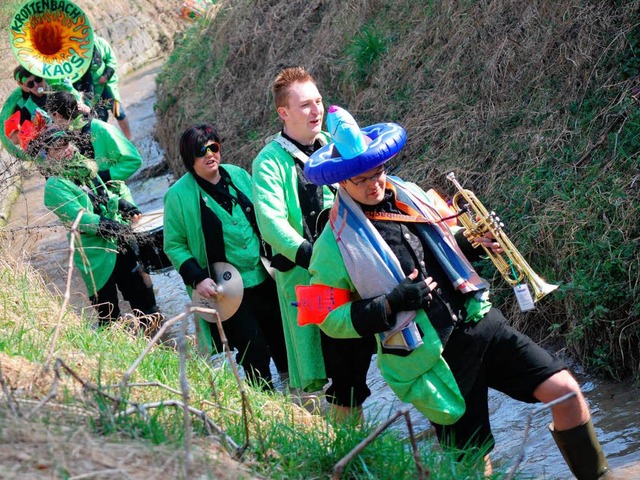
[0,403,257,480]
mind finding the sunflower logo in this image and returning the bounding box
[9,0,94,83]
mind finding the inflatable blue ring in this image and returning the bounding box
[304,123,407,186]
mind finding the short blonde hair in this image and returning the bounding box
[272,66,316,108]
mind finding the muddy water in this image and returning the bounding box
[6,60,640,479]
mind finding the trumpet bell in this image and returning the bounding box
[9,0,94,82]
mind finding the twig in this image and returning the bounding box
[333,408,428,479]
[114,399,239,451]
[44,210,84,368]
[25,361,60,419]
[178,304,193,475]
[505,392,577,480]
[207,306,256,458]
[118,311,188,400]
[55,358,123,404]
[69,468,127,479]
[0,359,22,417]
[103,381,182,396]
[402,409,429,479]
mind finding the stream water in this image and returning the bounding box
[6,59,640,479]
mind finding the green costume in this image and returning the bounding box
[0,80,80,158]
[252,133,333,391]
[74,36,122,107]
[308,181,491,426]
[42,154,136,294]
[163,165,268,354]
[70,116,141,181]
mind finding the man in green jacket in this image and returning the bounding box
[164,124,287,388]
[46,91,141,183]
[29,128,161,332]
[302,106,613,479]
[252,67,375,420]
[73,36,131,139]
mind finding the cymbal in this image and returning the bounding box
[191,262,244,322]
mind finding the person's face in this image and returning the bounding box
[20,75,45,96]
[193,140,222,183]
[340,165,387,206]
[47,141,77,162]
[277,81,324,145]
[51,111,69,128]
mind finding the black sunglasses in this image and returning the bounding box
[25,76,43,88]
[197,141,220,157]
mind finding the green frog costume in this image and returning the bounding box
[252,132,334,391]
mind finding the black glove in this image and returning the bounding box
[97,217,132,240]
[295,240,313,269]
[118,199,142,219]
[385,276,430,314]
[103,66,115,81]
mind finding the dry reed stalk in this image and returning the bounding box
[43,210,84,370]
[0,359,21,417]
[177,304,193,475]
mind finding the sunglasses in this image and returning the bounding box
[348,166,386,187]
[197,141,220,157]
[25,77,43,88]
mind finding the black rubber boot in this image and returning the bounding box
[550,419,610,480]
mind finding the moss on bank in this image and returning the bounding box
[155,0,640,382]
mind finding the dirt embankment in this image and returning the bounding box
[0,0,183,225]
[153,0,640,380]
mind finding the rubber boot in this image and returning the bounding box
[550,420,610,480]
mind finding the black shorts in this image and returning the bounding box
[433,307,566,455]
[320,331,376,407]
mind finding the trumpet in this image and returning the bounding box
[446,172,558,303]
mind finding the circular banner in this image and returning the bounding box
[9,0,94,82]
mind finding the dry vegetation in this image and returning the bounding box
[156,0,640,382]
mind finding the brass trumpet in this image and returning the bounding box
[446,172,559,303]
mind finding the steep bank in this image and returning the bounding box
[0,0,182,225]
[154,0,640,381]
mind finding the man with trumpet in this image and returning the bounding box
[299,106,614,479]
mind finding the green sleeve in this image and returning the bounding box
[91,119,141,180]
[0,89,27,159]
[252,146,304,261]
[43,178,101,235]
[308,226,362,339]
[163,185,196,271]
[97,37,118,72]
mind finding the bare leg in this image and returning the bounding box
[118,117,132,140]
[538,370,612,479]
[484,455,493,477]
[533,370,590,430]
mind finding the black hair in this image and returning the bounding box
[46,91,80,120]
[27,126,73,158]
[178,124,221,172]
[14,65,32,83]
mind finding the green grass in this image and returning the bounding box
[0,252,518,479]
